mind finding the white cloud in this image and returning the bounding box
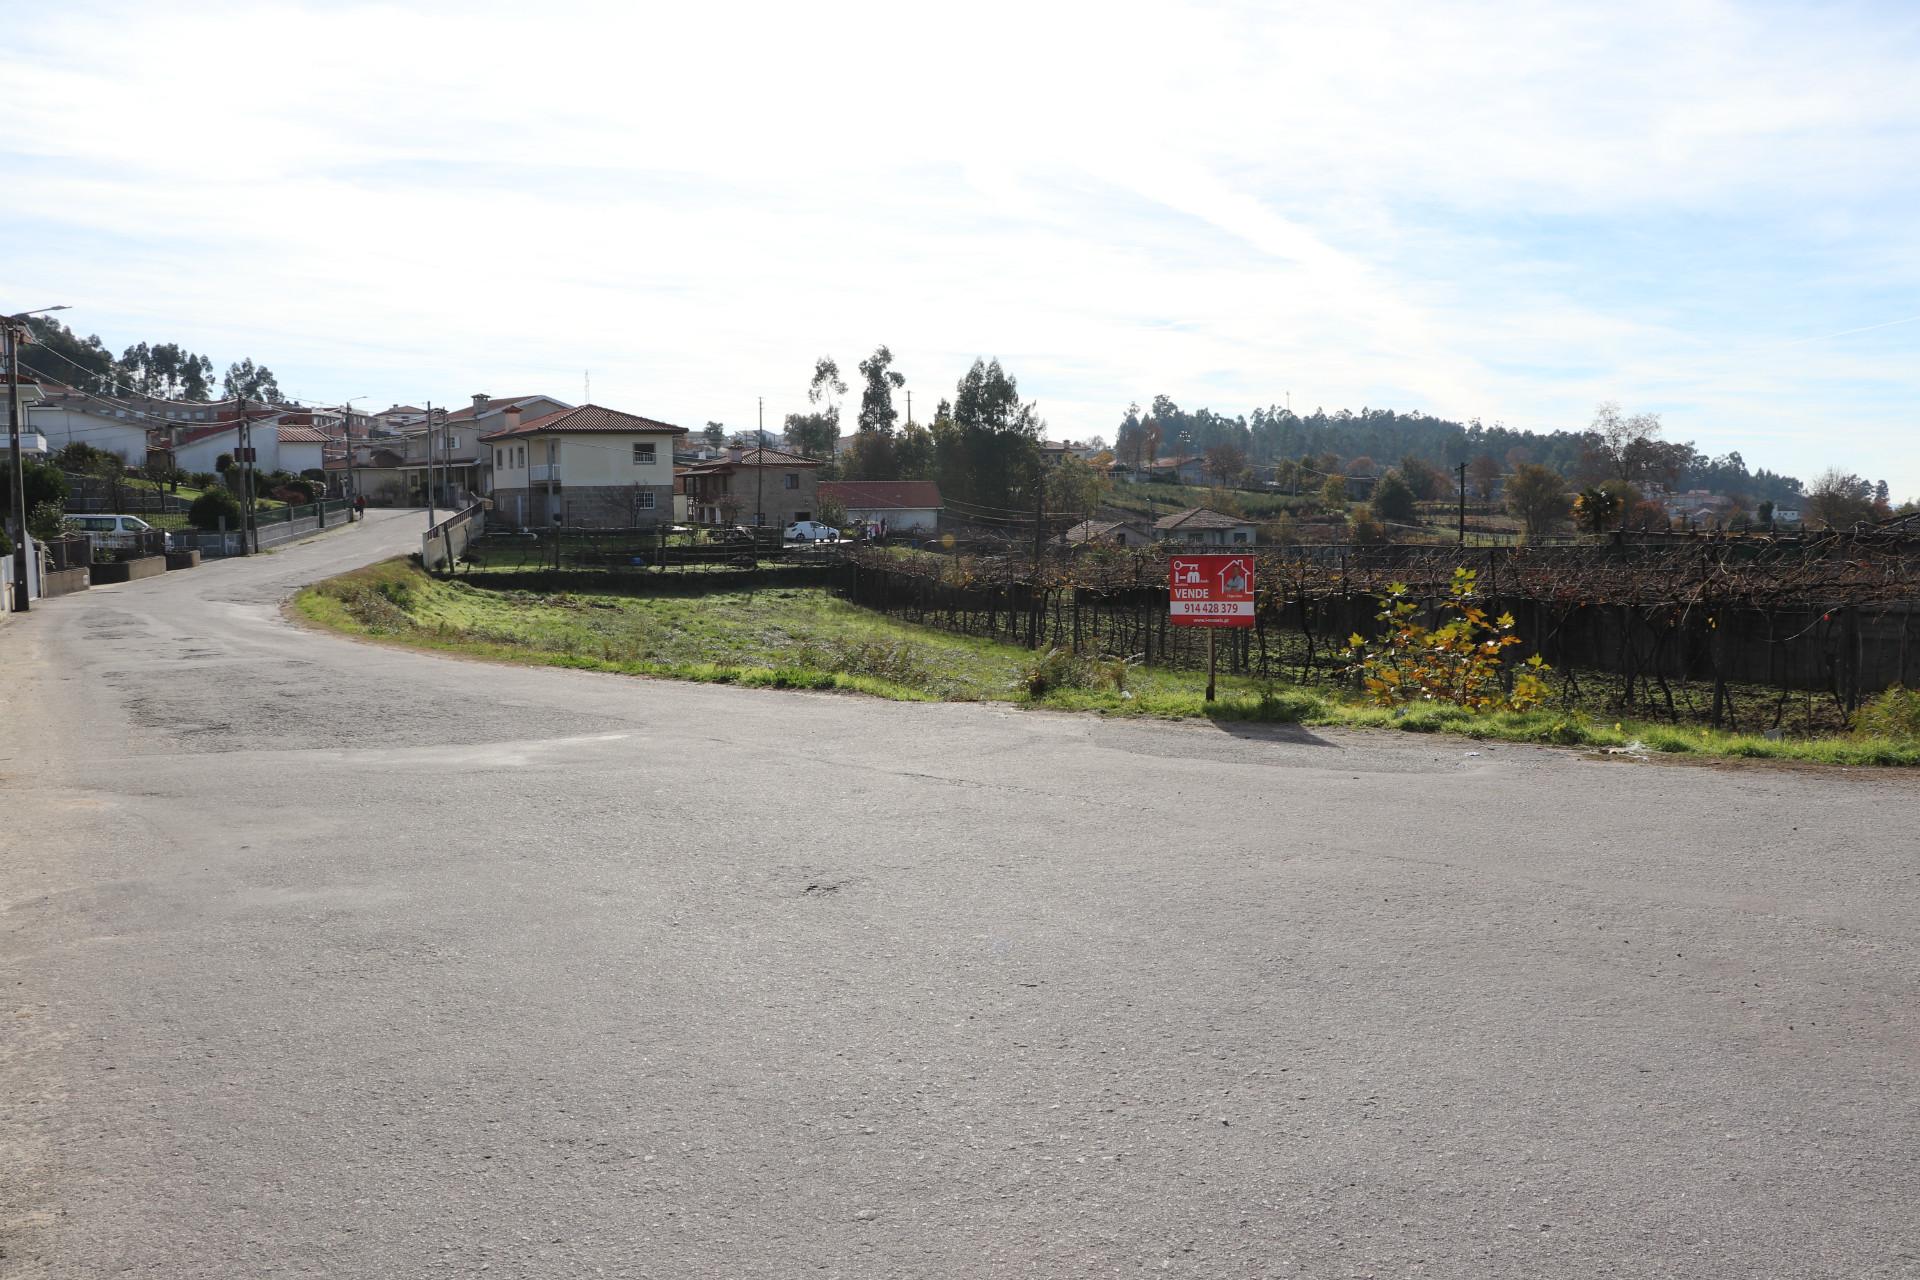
[4,0,1919,493]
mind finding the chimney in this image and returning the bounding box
[503,405,522,431]
[728,445,744,462]
[471,393,490,412]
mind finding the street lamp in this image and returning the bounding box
[7,305,70,613]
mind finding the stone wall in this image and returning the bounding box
[491,484,673,529]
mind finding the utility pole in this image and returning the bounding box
[905,389,912,428]
[754,396,765,528]
[236,395,260,555]
[424,400,436,527]
[5,320,29,612]
[1029,461,1046,648]
[1457,461,1467,546]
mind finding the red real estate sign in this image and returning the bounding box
[1168,554,1255,628]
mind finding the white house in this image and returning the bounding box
[816,480,943,534]
[26,388,154,464]
[170,409,289,475]
[274,424,329,474]
[482,402,686,528]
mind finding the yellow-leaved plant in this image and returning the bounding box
[1342,567,1551,712]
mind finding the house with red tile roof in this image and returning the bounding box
[817,480,943,534]
[481,403,687,528]
[1153,506,1258,546]
[681,446,822,528]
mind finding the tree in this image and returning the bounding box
[1397,455,1446,501]
[784,356,848,459]
[1204,442,1247,488]
[933,358,1044,511]
[895,421,935,479]
[19,317,115,393]
[1573,486,1621,535]
[1372,471,1418,526]
[702,422,726,449]
[1045,454,1109,515]
[847,429,899,481]
[1587,401,1665,484]
[1806,469,1874,528]
[783,410,837,460]
[223,358,282,403]
[1505,463,1571,541]
[1756,499,1775,526]
[1467,454,1501,501]
[1115,413,1160,470]
[1321,473,1348,507]
[855,345,905,435]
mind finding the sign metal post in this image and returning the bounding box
[1167,554,1256,702]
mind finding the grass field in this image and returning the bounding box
[294,560,1920,767]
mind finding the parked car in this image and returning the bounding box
[785,520,840,542]
[64,514,170,551]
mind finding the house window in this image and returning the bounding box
[516,446,525,468]
[783,473,798,489]
[636,491,656,510]
[1187,531,1203,543]
[632,442,656,465]
[1233,531,1249,544]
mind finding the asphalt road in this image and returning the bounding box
[3,510,1918,1278]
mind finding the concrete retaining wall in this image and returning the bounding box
[89,556,167,585]
[43,567,89,596]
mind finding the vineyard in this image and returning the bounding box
[842,531,1920,734]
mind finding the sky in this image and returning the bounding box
[4,0,1918,497]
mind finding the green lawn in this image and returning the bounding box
[293,560,1920,767]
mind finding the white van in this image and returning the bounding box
[64,514,171,551]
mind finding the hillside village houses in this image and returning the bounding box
[485,403,686,528]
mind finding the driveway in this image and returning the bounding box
[2,508,1917,1277]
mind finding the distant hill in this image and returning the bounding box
[1116,397,1808,503]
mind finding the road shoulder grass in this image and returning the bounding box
[292,559,1920,768]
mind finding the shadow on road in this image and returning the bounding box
[1201,716,1339,748]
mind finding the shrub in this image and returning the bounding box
[1855,686,1920,740]
[1343,566,1551,712]
[188,487,244,531]
[28,500,67,542]
[1013,652,1121,702]
[190,471,218,489]
[793,635,955,694]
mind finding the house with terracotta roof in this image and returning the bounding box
[682,446,822,529]
[816,480,943,534]
[1153,506,1258,546]
[481,403,687,528]
[1062,517,1154,548]
[167,404,300,475]
[273,423,330,473]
